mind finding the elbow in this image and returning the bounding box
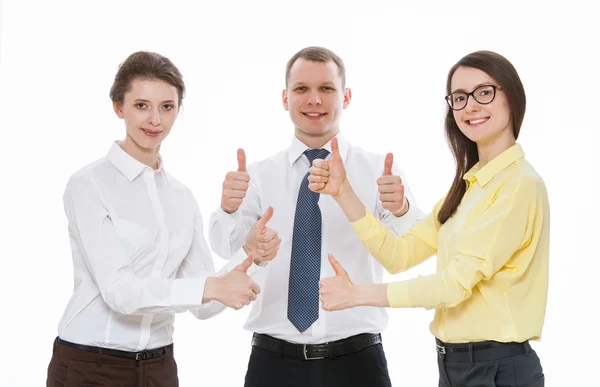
[442,285,472,309]
[208,235,234,259]
[380,254,410,275]
[103,293,140,315]
[101,280,144,315]
[384,263,405,275]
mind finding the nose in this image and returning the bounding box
[464,95,480,113]
[149,108,161,126]
[307,92,322,105]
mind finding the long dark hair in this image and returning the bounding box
[438,51,526,224]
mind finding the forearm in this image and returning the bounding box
[386,269,471,309]
[354,283,390,308]
[333,180,368,222]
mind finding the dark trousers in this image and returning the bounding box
[46,338,178,387]
[437,340,545,387]
[244,340,392,387]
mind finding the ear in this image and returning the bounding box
[343,88,352,109]
[113,101,125,119]
[282,89,289,111]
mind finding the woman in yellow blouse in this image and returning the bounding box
[307,51,549,386]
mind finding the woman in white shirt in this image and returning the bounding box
[46,51,265,387]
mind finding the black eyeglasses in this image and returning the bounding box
[445,84,502,111]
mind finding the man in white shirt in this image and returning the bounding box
[209,46,423,387]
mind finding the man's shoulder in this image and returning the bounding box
[247,148,290,174]
[346,142,386,160]
[345,142,387,172]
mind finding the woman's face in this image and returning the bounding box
[113,78,180,151]
[449,66,513,147]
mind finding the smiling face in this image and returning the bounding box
[282,58,351,146]
[113,78,179,156]
[450,66,514,147]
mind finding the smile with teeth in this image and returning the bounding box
[303,113,326,117]
[466,117,489,125]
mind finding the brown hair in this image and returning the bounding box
[438,50,526,224]
[285,46,346,88]
[109,51,185,106]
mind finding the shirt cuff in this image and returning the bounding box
[215,207,242,235]
[170,277,208,309]
[389,200,421,235]
[387,281,412,308]
[350,209,383,241]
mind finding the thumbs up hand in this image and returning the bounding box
[308,137,347,196]
[319,254,357,312]
[205,254,261,310]
[376,153,409,216]
[221,148,251,214]
[243,207,281,264]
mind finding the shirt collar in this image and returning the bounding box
[287,132,349,166]
[106,141,168,183]
[464,144,525,187]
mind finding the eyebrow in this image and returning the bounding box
[291,81,336,88]
[451,83,493,93]
[134,98,176,104]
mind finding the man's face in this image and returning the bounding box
[283,58,350,143]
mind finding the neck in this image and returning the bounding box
[476,129,516,168]
[120,135,161,169]
[295,127,340,149]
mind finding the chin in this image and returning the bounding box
[136,138,162,150]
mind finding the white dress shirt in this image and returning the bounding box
[57,142,231,352]
[209,134,424,344]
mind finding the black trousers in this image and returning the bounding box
[437,340,545,387]
[244,341,392,387]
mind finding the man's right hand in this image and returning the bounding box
[205,255,261,310]
[221,148,250,214]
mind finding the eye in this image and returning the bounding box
[161,104,175,110]
[294,86,308,92]
[321,86,334,91]
[453,94,465,103]
[135,102,147,109]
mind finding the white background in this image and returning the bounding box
[0,0,598,386]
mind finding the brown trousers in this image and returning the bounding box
[46,338,178,387]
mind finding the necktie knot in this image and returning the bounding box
[304,149,330,164]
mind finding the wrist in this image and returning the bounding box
[392,199,410,217]
[221,205,237,215]
[334,179,353,200]
[355,284,390,308]
[202,277,222,303]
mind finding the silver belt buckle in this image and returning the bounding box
[436,344,446,355]
[303,344,325,360]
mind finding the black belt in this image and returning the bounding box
[56,337,173,361]
[251,333,381,360]
[436,338,531,362]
